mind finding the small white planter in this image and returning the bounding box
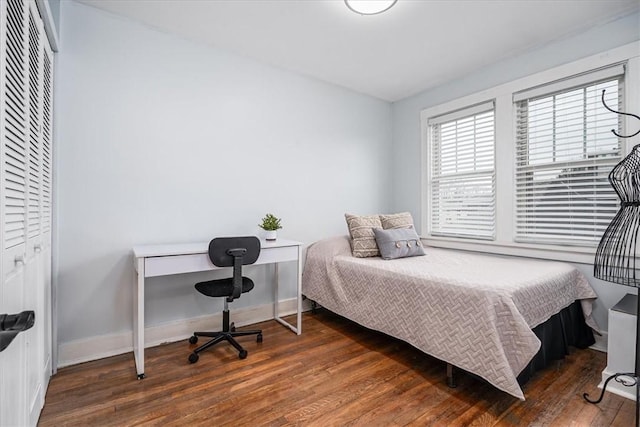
[264,230,277,241]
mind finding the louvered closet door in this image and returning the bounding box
[1,0,52,425]
[40,13,53,400]
[0,0,30,425]
[24,1,48,424]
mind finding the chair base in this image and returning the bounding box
[188,320,262,363]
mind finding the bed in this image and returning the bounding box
[301,235,598,400]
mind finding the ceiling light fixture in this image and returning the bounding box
[344,0,397,15]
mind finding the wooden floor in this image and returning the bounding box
[40,310,634,426]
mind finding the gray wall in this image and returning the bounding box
[55,1,392,345]
[391,11,640,331]
[46,0,60,37]
[55,2,639,350]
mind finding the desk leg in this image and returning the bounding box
[273,263,279,325]
[273,249,303,335]
[133,258,145,379]
[296,245,302,335]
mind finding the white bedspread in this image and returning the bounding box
[301,236,598,400]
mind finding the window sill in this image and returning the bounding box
[421,236,596,265]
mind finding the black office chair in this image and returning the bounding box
[188,236,263,363]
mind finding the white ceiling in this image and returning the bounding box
[76,0,639,102]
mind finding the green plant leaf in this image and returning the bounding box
[259,213,282,231]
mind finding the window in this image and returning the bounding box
[428,101,495,239]
[420,48,637,262]
[514,65,624,246]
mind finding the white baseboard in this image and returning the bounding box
[598,368,637,401]
[590,330,608,353]
[58,298,305,368]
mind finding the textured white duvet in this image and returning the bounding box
[301,236,598,400]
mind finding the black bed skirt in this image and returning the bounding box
[517,300,595,385]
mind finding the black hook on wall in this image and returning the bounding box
[601,89,640,138]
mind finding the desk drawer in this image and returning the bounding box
[143,244,299,278]
[145,254,215,278]
[256,245,298,265]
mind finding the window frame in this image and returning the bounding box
[419,42,640,264]
[513,71,624,246]
[427,102,497,240]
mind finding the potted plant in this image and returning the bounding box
[259,213,282,241]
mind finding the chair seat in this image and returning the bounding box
[195,277,255,298]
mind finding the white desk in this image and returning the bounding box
[132,238,302,379]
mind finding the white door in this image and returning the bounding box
[0,0,30,424]
[39,12,54,402]
[0,0,51,425]
[24,2,47,423]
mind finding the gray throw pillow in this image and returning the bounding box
[373,228,425,260]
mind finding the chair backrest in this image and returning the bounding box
[208,236,261,267]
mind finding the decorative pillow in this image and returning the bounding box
[373,227,425,260]
[379,212,414,230]
[345,213,382,258]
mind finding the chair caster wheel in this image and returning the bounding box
[189,335,198,344]
[239,350,248,359]
[257,333,263,343]
[230,323,236,332]
[188,353,199,363]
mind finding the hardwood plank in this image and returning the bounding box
[39,309,635,426]
[611,398,636,427]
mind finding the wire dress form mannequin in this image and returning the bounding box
[585,88,640,426]
[587,143,640,426]
[594,144,640,285]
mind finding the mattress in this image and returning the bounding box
[301,236,598,400]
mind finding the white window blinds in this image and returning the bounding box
[429,101,496,239]
[514,65,624,246]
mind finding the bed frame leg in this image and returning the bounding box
[447,363,457,388]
